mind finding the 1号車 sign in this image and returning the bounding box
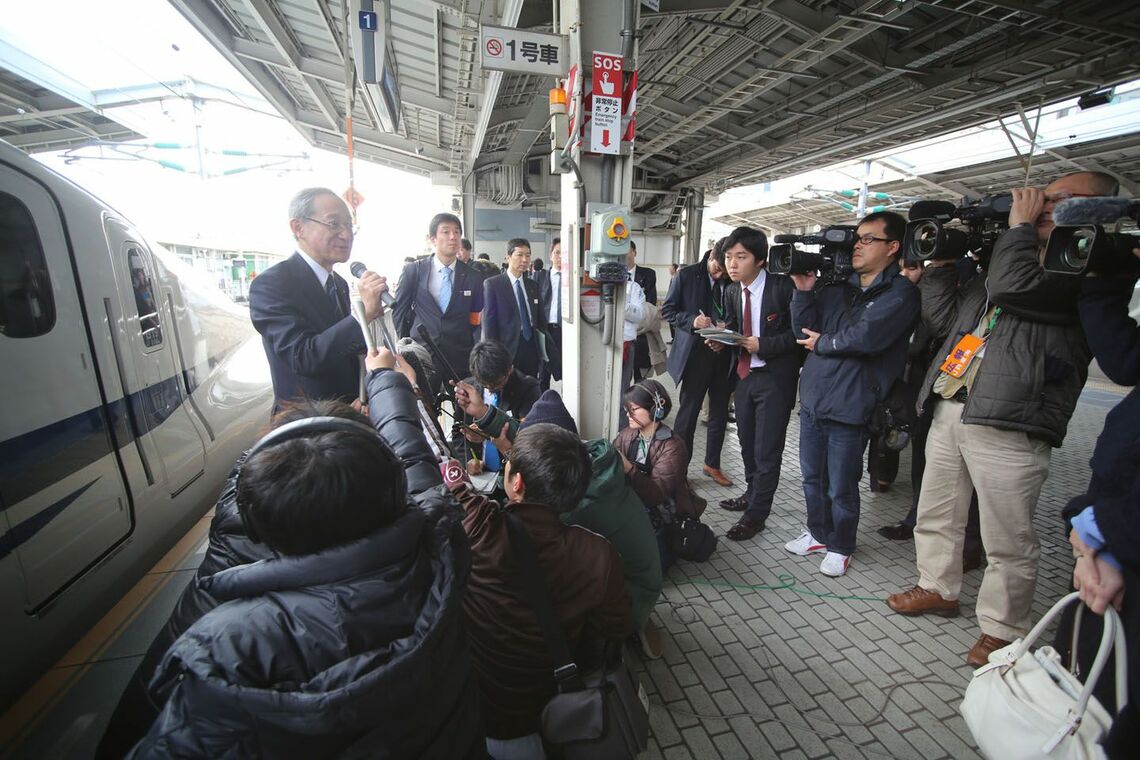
[480,25,568,76]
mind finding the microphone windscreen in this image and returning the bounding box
[908,200,956,221]
[1053,196,1136,226]
[773,234,799,243]
[349,261,368,278]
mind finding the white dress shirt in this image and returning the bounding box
[547,270,561,324]
[426,255,456,303]
[298,249,331,288]
[742,270,767,369]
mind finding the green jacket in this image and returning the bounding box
[474,410,662,629]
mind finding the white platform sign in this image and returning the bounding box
[480,25,568,76]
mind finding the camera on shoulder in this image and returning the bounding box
[1042,196,1140,277]
[902,194,1012,263]
[768,225,857,285]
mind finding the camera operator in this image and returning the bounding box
[786,211,920,577]
[887,171,1110,667]
[1055,243,1140,756]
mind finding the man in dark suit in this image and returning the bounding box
[534,237,563,390]
[250,187,387,413]
[626,240,658,383]
[661,242,734,487]
[482,238,547,379]
[393,213,485,394]
[707,226,802,541]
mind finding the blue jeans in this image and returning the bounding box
[799,411,867,556]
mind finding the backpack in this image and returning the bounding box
[669,517,717,562]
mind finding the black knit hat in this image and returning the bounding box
[519,390,578,436]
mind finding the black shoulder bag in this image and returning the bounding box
[504,512,650,759]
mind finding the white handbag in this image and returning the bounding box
[961,592,1128,759]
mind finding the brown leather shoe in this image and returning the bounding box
[886,586,960,617]
[703,465,733,487]
[966,633,1013,667]
[719,494,748,512]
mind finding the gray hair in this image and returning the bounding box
[288,187,340,221]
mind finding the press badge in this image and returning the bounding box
[462,290,471,296]
[939,334,985,378]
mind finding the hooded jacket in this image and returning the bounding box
[792,262,920,426]
[916,224,1091,446]
[128,508,482,758]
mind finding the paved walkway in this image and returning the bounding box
[632,372,1124,759]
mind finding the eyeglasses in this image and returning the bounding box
[1044,191,1097,203]
[625,405,646,416]
[305,217,358,235]
[855,234,897,246]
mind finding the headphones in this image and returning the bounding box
[636,381,668,421]
[234,416,405,544]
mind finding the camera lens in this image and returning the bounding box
[912,221,940,260]
[1062,229,1095,271]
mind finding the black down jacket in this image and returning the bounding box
[98,368,470,758]
[916,224,1092,446]
[127,505,482,759]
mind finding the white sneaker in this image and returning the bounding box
[820,552,851,577]
[784,530,827,556]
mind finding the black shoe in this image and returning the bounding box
[719,495,748,512]
[877,522,914,541]
[727,517,765,541]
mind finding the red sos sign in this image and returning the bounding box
[591,52,623,96]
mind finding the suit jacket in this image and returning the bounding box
[482,273,549,363]
[249,252,363,411]
[534,269,554,324]
[393,256,484,380]
[661,254,731,384]
[724,272,803,392]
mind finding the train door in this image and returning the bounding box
[0,163,133,610]
[102,217,206,496]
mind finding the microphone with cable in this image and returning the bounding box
[350,261,396,307]
[414,324,464,387]
[1052,196,1140,226]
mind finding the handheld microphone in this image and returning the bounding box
[1052,196,1139,226]
[350,261,395,307]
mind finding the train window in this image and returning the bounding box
[0,191,56,338]
[126,246,163,348]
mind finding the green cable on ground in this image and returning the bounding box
[673,572,885,603]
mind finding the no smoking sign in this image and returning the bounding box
[485,37,503,58]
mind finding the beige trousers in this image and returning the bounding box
[914,399,1051,641]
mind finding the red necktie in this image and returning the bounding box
[737,288,752,380]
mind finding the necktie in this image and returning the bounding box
[737,287,752,380]
[325,276,342,318]
[483,392,501,471]
[515,279,533,340]
[439,266,453,312]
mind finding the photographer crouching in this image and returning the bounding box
[786,211,920,576]
[887,171,1111,666]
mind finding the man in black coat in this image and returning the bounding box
[457,340,541,475]
[482,238,548,379]
[249,187,388,412]
[98,352,464,758]
[394,213,485,393]
[626,240,658,382]
[706,227,803,542]
[534,237,564,390]
[661,243,734,486]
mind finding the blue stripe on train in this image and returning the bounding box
[0,478,100,561]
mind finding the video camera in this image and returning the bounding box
[1043,196,1140,276]
[902,194,1012,262]
[768,225,857,285]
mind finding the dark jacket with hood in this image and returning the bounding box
[128,505,481,759]
[916,224,1091,446]
[102,368,470,758]
[792,262,920,426]
[613,424,699,518]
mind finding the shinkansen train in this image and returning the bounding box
[0,139,273,709]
